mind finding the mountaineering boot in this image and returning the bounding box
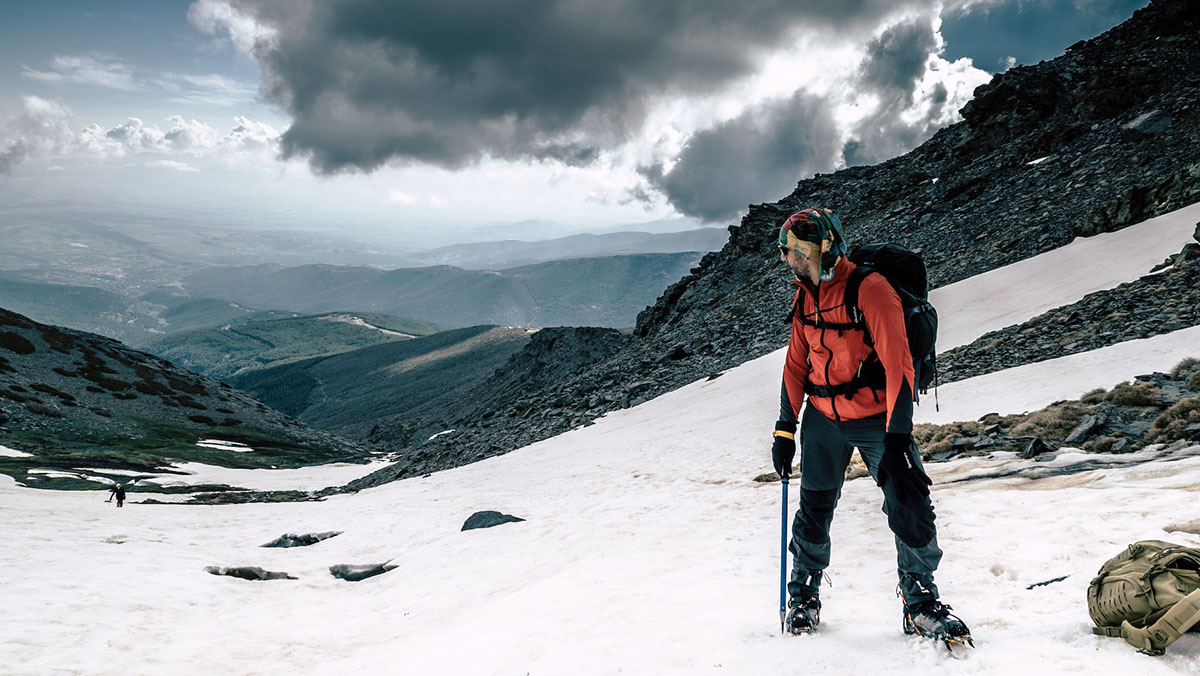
[786,594,821,634]
[785,569,823,634]
[902,599,973,649]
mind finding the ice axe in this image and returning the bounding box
[779,476,789,634]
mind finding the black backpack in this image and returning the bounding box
[792,243,938,400]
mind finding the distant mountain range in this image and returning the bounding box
[0,208,711,299]
[183,252,705,328]
[0,229,720,342]
[462,217,710,242]
[392,228,729,269]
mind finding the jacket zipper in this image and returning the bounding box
[813,278,840,421]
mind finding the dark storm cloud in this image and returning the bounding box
[638,92,843,223]
[843,18,949,167]
[859,18,939,94]
[940,0,1149,72]
[230,0,930,173]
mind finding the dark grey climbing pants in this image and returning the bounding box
[788,405,943,604]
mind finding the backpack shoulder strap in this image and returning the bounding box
[786,289,802,325]
[843,265,876,338]
[843,265,874,322]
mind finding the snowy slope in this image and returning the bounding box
[931,199,1200,349]
[3,205,1200,675]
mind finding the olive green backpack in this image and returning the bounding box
[1088,540,1200,655]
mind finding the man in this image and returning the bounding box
[107,483,126,508]
[770,208,970,644]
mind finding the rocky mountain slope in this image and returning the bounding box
[360,0,1200,480]
[0,307,370,490]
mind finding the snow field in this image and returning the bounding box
[3,346,1199,674]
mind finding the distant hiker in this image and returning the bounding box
[107,483,126,508]
[770,208,970,646]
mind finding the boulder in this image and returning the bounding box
[261,531,343,548]
[1186,422,1200,440]
[1121,109,1173,137]
[1065,414,1106,443]
[329,561,397,582]
[1121,421,1154,439]
[951,436,980,451]
[1150,254,1177,273]
[206,566,296,581]
[462,510,526,531]
[1021,438,1057,459]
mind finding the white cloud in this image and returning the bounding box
[386,190,417,205]
[146,160,200,172]
[163,116,220,153]
[22,54,255,108]
[0,96,76,173]
[20,55,138,91]
[2,96,281,173]
[77,115,279,162]
[384,189,449,208]
[102,118,170,153]
[187,0,277,56]
[221,116,280,154]
[154,73,258,106]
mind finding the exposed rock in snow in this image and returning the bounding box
[261,531,342,548]
[205,566,297,581]
[329,561,397,582]
[461,511,525,531]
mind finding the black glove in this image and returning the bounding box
[771,421,797,478]
[878,432,935,548]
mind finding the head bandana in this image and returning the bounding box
[778,208,846,281]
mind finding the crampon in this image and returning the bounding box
[902,599,974,656]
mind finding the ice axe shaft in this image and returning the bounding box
[779,476,789,633]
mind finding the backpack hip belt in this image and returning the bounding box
[803,359,886,400]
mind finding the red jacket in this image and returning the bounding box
[782,257,915,434]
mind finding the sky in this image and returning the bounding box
[4,199,1200,674]
[0,0,1150,244]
